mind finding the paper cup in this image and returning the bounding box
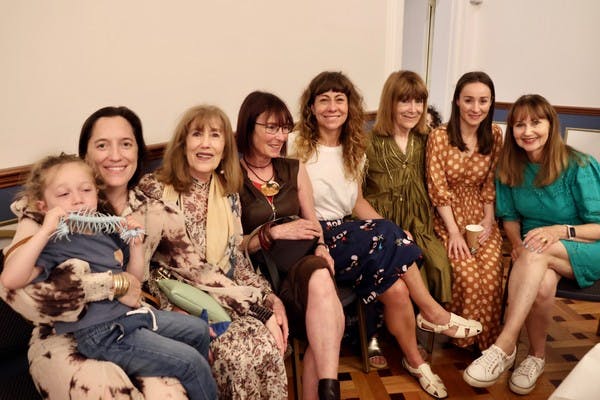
[465,224,484,254]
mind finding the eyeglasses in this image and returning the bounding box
[255,122,292,135]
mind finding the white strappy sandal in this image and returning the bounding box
[416,313,482,339]
[402,358,448,399]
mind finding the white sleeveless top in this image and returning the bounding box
[287,133,361,221]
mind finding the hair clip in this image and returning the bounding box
[52,209,145,244]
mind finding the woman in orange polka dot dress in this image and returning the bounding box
[426,71,503,350]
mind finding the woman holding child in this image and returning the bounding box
[2,104,288,399]
[0,153,217,400]
[1,106,190,399]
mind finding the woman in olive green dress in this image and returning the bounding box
[364,70,452,304]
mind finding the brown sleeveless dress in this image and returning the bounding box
[240,157,330,339]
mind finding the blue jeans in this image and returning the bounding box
[74,308,217,400]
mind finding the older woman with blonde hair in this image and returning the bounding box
[136,105,289,399]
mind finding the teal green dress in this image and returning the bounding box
[496,155,600,288]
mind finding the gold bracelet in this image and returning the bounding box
[112,274,122,297]
[316,242,329,252]
[112,274,119,295]
[121,274,130,295]
[112,274,130,298]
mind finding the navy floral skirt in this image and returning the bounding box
[320,218,423,304]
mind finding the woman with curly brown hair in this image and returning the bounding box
[288,71,483,399]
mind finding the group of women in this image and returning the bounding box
[1,68,599,400]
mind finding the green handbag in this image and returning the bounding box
[157,279,231,322]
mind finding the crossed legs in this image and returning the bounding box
[378,276,424,367]
[378,264,458,399]
[463,242,574,390]
[524,271,560,358]
[379,263,483,367]
[496,244,572,356]
[401,265,451,328]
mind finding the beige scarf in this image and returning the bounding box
[160,174,264,313]
[163,173,239,275]
[205,173,240,274]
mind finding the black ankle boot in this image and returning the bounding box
[318,379,340,400]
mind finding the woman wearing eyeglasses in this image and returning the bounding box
[237,91,344,400]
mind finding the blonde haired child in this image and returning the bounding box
[1,153,217,400]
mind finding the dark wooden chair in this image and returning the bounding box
[555,277,600,335]
[501,259,600,336]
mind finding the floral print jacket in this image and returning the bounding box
[134,173,273,318]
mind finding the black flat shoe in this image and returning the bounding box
[318,378,340,400]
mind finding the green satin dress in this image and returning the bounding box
[364,132,452,303]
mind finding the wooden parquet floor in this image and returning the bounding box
[286,297,600,399]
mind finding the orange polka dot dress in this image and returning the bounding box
[426,125,503,350]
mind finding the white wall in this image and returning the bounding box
[401,0,430,78]
[415,0,600,120]
[0,0,404,168]
[475,0,600,107]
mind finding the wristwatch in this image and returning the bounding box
[566,225,576,239]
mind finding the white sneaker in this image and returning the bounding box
[509,355,545,395]
[463,344,516,388]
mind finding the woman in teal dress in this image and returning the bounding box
[464,94,600,395]
[365,70,452,305]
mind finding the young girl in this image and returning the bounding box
[0,153,217,400]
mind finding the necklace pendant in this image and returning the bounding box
[261,180,280,196]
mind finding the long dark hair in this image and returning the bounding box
[446,71,495,155]
[78,106,147,189]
